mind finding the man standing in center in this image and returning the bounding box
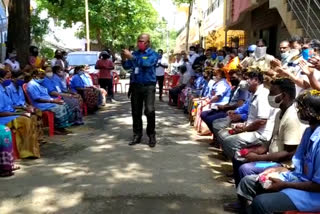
[122,34,158,148]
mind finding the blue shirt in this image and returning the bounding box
[70,73,93,93]
[27,79,56,111]
[280,126,320,212]
[0,85,18,125]
[211,78,231,105]
[202,79,215,97]
[122,48,158,84]
[234,99,250,121]
[229,87,249,106]
[5,83,26,107]
[41,74,67,96]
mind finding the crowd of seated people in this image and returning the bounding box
[0,47,110,177]
[168,36,320,213]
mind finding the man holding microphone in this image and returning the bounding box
[122,34,159,148]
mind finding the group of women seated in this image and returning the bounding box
[0,62,106,177]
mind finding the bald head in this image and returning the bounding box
[137,33,151,51]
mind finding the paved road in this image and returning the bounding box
[0,88,235,214]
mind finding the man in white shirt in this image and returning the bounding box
[216,71,277,159]
[156,49,168,101]
[4,53,20,73]
[188,46,199,66]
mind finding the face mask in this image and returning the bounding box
[138,42,147,52]
[239,80,249,90]
[249,52,254,57]
[189,51,195,56]
[302,49,311,60]
[212,76,217,82]
[16,79,25,86]
[281,51,290,61]
[211,53,217,60]
[46,72,53,78]
[268,93,283,108]
[289,49,300,57]
[254,47,267,59]
[218,56,224,62]
[35,78,44,84]
[2,79,11,87]
[238,53,244,60]
[230,79,240,87]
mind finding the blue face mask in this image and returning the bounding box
[35,78,44,84]
[211,53,217,60]
[218,56,224,62]
[2,79,11,87]
[78,71,84,75]
[302,49,311,60]
[16,79,25,86]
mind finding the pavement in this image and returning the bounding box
[0,82,235,214]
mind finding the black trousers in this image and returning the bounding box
[131,84,156,136]
[156,75,164,98]
[99,78,113,98]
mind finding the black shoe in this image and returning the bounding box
[148,134,156,148]
[129,135,142,146]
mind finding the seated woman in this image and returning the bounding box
[0,69,40,159]
[29,46,45,69]
[0,125,17,177]
[169,64,191,106]
[6,72,45,143]
[27,69,73,134]
[236,90,320,214]
[70,66,102,113]
[194,69,231,134]
[42,66,83,125]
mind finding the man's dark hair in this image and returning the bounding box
[256,39,267,46]
[0,68,8,78]
[229,69,242,77]
[247,70,264,83]
[178,65,187,74]
[218,50,226,57]
[296,90,320,123]
[271,78,296,99]
[158,49,163,53]
[189,46,196,51]
[52,65,62,74]
[12,71,24,79]
[289,35,304,45]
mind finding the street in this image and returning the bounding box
[0,85,235,214]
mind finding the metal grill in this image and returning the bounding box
[287,0,320,39]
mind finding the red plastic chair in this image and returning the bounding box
[82,103,88,116]
[113,73,122,93]
[22,84,55,137]
[163,74,180,95]
[11,131,19,160]
[89,73,100,87]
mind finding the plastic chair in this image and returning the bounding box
[113,73,122,93]
[11,131,19,160]
[22,84,55,137]
[163,74,180,95]
[125,83,130,93]
[82,103,88,116]
[89,73,100,87]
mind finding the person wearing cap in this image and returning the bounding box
[95,51,115,102]
[4,53,20,73]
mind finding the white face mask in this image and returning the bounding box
[212,76,217,82]
[249,53,254,57]
[268,93,283,108]
[239,80,249,90]
[281,51,290,61]
[46,72,53,78]
[254,47,267,59]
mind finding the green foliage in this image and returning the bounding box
[172,0,192,5]
[31,10,50,44]
[36,0,165,51]
[40,46,55,59]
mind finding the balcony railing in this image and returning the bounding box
[204,0,223,18]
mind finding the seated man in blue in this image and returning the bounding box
[236,90,320,214]
[70,66,102,113]
[27,69,73,134]
[42,66,83,125]
[200,69,249,134]
[195,69,232,134]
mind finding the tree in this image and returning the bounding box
[36,0,162,51]
[7,0,31,67]
[31,10,50,45]
[173,0,192,51]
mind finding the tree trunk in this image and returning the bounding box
[7,0,30,68]
[185,1,193,51]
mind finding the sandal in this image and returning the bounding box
[12,166,20,171]
[0,171,14,177]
